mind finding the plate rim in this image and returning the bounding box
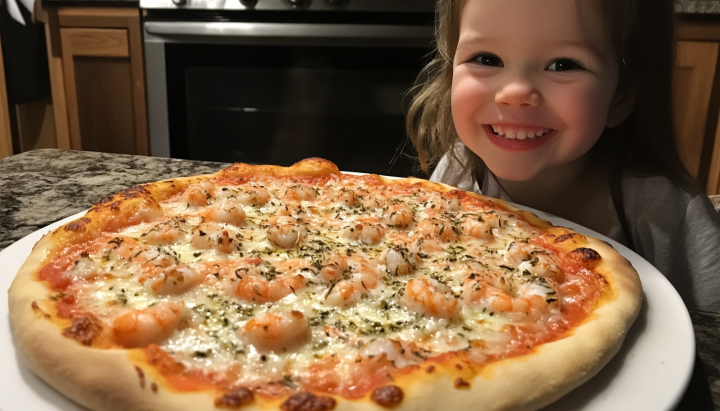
[0,196,695,411]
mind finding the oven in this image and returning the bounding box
[142,0,435,176]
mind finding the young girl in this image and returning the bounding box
[406,0,720,312]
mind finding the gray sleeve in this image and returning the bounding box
[622,177,720,311]
[429,155,449,184]
[428,150,481,193]
[668,195,720,312]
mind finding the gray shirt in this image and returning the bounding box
[431,151,720,312]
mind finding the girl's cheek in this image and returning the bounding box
[452,72,493,124]
[550,87,611,159]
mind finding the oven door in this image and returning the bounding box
[144,20,433,176]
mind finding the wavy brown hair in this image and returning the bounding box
[405,0,698,248]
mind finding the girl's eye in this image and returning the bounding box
[546,59,583,72]
[472,53,504,67]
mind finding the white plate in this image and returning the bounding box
[0,207,694,411]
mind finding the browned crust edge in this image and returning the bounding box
[8,160,642,411]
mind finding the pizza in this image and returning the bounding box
[8,158,642,411]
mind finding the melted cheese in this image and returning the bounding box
[60,175,576,395]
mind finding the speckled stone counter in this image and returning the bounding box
[1,149,719,410]
[677,0,720,13]
[0,149,228,250]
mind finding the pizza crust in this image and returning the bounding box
[8,159,642,411]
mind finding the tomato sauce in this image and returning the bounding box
[38,174,611,400]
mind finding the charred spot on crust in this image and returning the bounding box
[135,366,146,389]
[120,185,151,199]
[455,364,463,370]
[64,218,91,232]
[62,314,103,345]
[454,378,471,389]
[569,247,601,266]
[280,392,336,411]
[151,383,158,393]
[371,385,404,408]
[215,387,254,408]
[425,365,435,373]
[554,233,577,243]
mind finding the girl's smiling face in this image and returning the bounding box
[451,0,625,181]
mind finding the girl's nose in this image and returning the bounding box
[495,81,541,107]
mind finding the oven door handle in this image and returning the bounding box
[144,21,433,47]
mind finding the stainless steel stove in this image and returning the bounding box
[141,0,434,12]
[142,0,435,176]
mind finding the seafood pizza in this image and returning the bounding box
[8,158,642,411]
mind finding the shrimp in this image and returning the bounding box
[359,338,426,369]
[341,218,386,245]
[201,201,246,226]
[111,302,186,348]
[445,197,461,212]
[383,246,420,276]
[141,217,191,245]
[462,276,558,320]
[181,182,213,208]
[231,268,305,303]
[460,216,494,241]
[384,203,414,228]
[416,217,457,242]
[265,215,305,248]
[361,195,385,210]
[275,202,304,217]
[325,257,380,307]
[214,186,238,200]
[283,185,318,202]
[334,188,357,207]
[191,223,240,254]
[242,311,310,352]
[415,237,444,254]
[235,186,272,207]
[135,250,178,279]
[143,264,202,295]
[319,254,348,282]
[505,243,562,279]
[403,277,460,320]
[426,192,461,213]
[464,270,512,293]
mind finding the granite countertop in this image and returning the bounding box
[677,0,720,13]
[1,149,719,410]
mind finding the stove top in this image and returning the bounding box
[140,0,436,12]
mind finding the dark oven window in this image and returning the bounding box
[165,43,429,176]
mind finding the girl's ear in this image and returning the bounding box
[606,85,637,128]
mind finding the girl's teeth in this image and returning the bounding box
[490,126,550,139]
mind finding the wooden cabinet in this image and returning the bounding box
[676,19,720,195]
[42,6,149,155]
[0,30,12,158]
[674,41,718,182]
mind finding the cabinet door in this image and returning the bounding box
[674,40,718,183]
[60,27,145,154]
[55,8,148,156]
[0,29,13,158]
